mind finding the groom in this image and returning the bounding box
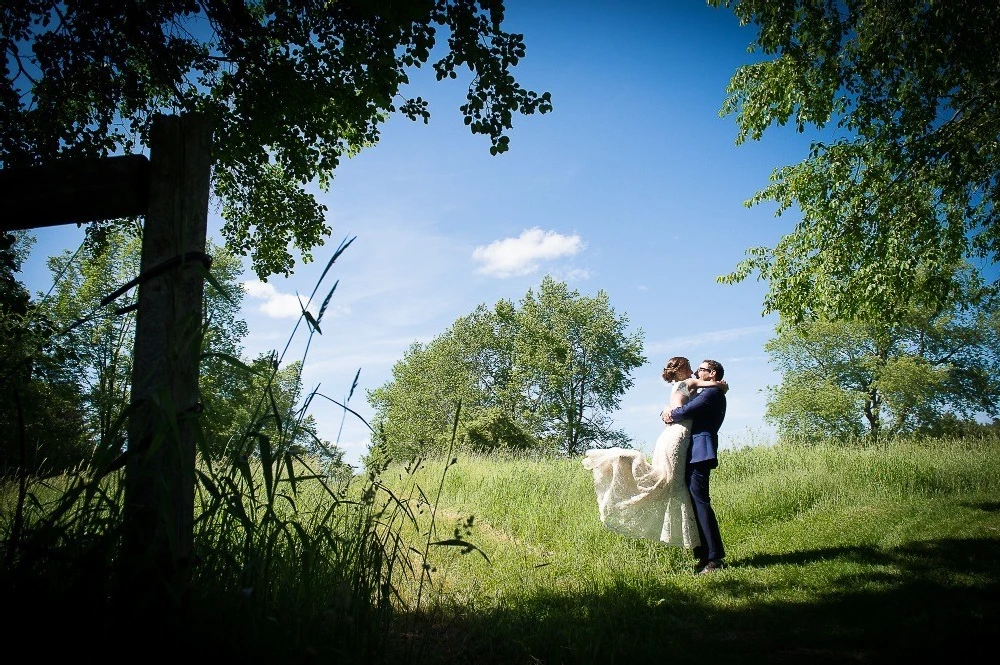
[663,359,727,574]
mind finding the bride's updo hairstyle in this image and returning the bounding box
[662,356,691,382]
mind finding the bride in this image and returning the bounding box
[582,356,726,547]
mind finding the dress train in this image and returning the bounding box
[582,420,700,548]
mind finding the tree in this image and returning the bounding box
[368,301,539,460]
[196,240,254,456]
[45,227,143,453]
[2,0,552,277]
[517,277,646,454]
[367,332,482,462]
[449,300,541,452]
[40,229,275,461]
[713,0,1000,323]
[368,277,645,460]
[210,353,340,466]
[764,269,1000,441]
[0,231,87,476]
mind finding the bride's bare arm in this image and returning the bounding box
[684,377,729,394]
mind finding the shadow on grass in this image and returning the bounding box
[394,537,1000,664]
[964,500,1000,512]
[737,537,999,573]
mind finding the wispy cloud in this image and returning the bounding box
[472,228,584,277]
[645,324,773,355]
[242,280,317,319]
[561,267,592,281]
[309,218,475,327]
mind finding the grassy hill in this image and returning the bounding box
[3,436,997,662]
[385,438,1000,663]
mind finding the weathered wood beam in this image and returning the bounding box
[120,113,211,615]
[0,154,149,231]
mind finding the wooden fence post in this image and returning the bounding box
[120,113,212,614]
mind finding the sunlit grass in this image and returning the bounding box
[384,436,1000,663]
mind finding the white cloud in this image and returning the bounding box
[472,227,584,278]
[242,280,317,319]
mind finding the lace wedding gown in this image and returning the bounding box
[582,382,701,548]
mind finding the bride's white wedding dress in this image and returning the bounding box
[582,381,701,548]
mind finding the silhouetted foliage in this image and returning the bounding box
[3,0,552,277]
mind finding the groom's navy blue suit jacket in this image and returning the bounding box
[669,387,727,469]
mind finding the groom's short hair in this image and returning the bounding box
[703,359,724,379]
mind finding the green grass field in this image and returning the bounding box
[386,438,1000,663]
[3,436,998,662]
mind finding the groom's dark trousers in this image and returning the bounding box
[670,386,727,562]
[686,462,725,561]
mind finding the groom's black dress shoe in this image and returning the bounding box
[694,559,710,573]
[699,560,726,575]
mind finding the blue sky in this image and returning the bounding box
[18,1,828,467]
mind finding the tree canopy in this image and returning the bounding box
[367,276,645,461]
[0,226,343,474]
[2,0,551,277]
[0,231,88,476]
[764,267,1000,441]
[713,0,999,323]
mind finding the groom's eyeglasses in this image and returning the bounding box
[696,367,711,374]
